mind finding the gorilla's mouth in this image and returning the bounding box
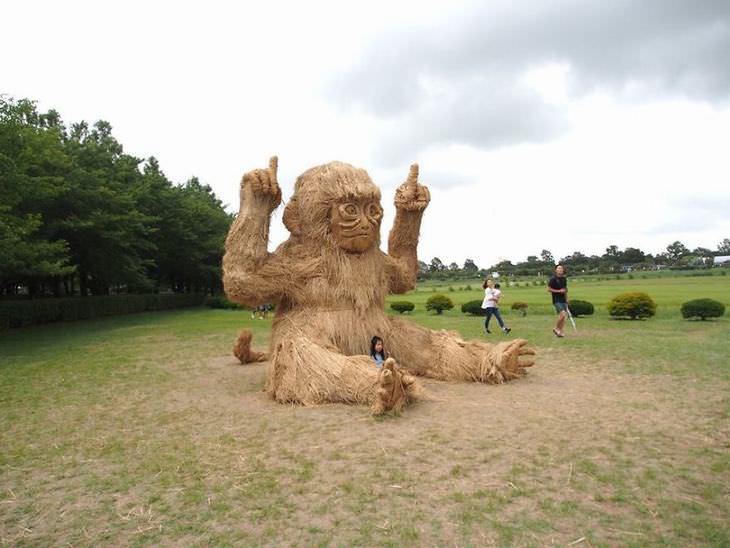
[343,230,373,239]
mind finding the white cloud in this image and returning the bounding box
[2,0,729,269]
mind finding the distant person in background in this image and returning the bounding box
[481,279,511,334]
[548,264,568,337]
[252,304,270,319]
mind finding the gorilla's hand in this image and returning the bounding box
[394,163,430,212]
[240,156,282,213]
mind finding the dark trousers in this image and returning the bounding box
[484,307,505,330]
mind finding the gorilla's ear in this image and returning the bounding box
[283,197,301,236]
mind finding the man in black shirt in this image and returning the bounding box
[547,264,568,337]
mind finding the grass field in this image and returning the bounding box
[1,276,729,546]
[401,274,730,317]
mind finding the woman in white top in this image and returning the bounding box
[480,279,511,334]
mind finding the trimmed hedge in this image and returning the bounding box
[511,302,529,316]
[568,300,594,317]
[681,298,725,320]
[390,301,415,314]
[608,292,657,320]
[461,300,486,316]
[426,294,454,315]
[0,294,207,329]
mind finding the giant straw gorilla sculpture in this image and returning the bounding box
[223,157,535,414]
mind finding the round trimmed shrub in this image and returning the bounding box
[681,299,725,320]
[511,302,528,316]
[608,292,657,320]
[426,294,454,315]
[390,301,415,314]
[461,300,486,316]
[568,300,594,317]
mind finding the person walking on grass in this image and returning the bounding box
[481,279,511,334]
[548,264,569,337]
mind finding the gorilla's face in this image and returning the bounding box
[329,198,383,253]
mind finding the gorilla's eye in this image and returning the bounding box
[340,203,359,217]
[366,203,383,220]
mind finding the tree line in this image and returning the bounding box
[0,96,231,298]
[420,240,730,280]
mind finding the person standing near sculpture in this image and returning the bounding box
[547,264,568,337]
[481,279,511,334]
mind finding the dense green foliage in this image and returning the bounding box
[460,300,486,316]
[206,296,242,310]
[0,96,231,298]
[426,294,454,315]
[568,300,594,317]
[419,240,729,282]
[390,301,415,314]
[0,294,205,329]
[681,298,725,320]
[608,292,657,320]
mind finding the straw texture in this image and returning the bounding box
[223,158,535,414]
[232,329,266,364]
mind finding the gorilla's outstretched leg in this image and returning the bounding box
[269,337,423,415]
[387,318,535,383]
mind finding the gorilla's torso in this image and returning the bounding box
[269,243,393,355]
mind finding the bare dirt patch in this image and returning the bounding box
[2,346,728,546]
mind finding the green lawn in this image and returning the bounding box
[1,277,729,546]
[397,273,730,317]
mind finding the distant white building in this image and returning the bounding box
[713,256,730,266]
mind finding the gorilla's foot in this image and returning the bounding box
[371,358,422,415]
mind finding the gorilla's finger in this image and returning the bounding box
[421,186,431,203]
[269,156,278,181]
[407,163,419,187]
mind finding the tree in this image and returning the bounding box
[463,258,478,272]
[622,247,645,264]
[666,241,689,263]
[691,247,714,267]
[0,95,231,297]
[604,245,620,259]
[692,247,713,258]
[717,239,730,255]
[540,249,554,263]
[448,262,459,271]
[429,257,444,272]
[0,97,74,295]
[493,260,514,273]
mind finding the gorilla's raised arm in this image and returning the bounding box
[223,156,287,306]
[386,164,430,294]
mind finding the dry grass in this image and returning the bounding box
[1,309,728,546]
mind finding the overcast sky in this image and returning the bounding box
[3,0,730,268]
